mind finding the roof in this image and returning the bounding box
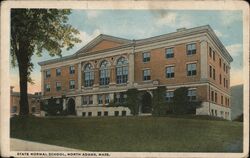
[11,92,41,98]
[38,25,233,66]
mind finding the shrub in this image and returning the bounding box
[42,98,63,116]
[152,86,168,116]
[125,88,140,115]
[171,87,202,115]
[234,114,243,122]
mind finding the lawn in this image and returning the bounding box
[10,116,243,152]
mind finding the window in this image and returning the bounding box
[223,63,226,72]
[98,95,103,105]
[69,66,75,74]
[209,65,212,78]
[45,84,50,92]
[116,57,128,84]
[97,111,102,116]
[228,98,230,106]
[56,68,61,76]
[105,94,110,104]
[165,48,174,58]
[166,91,174,102]
[82,112,86,117]
[188,89,197,101]
[223,78,226,87]
[187,63,197,76]
[84,63,94,87]
[219,58,222,67]
[99,60,110,85]
[115,111,119,116]
[213,68,216,80]
[212,51,216,61]
[226,79,228,88]
[215,110,217,116]
[209,47,212,58]
[56,82,61,91]
[221,95,224,105]
[45,70,51,78]
[186,43,196,55]
[115,92,126,104]
[88,112,92,116]
[82,95,93,105]
[11,106,17,113]
[219,74,222,84]
[211,91,214,102]
[122,110,127,116]
[104,111,108,116]
[211,109,214,116]
[69,80,75,89]
[166,66,175,78]
[142,52,150,62]
[143,69,151,81]
[215,92,217,103]
[226,66,228,74]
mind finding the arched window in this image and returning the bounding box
[84,63,94,87]
[99,60,110,85]
[116,57,128,84]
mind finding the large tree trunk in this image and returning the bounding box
[18,64,29,116]
[17,43,30,116]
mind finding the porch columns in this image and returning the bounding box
[110,93,114,102]
[93,94,98,106]
[78,63,82,91]
[128,51,135,86]
[110,66,116,85]
[93,68,99,87]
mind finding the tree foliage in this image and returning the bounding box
[125,88,140,115]
[170,87,202,114]
[152,86,168,116]
[11,9,81,115]
[42,98,63,116]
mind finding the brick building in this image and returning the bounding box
[10,86,41,116]
[38,25,233,120]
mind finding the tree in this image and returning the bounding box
[41,98,63,116]
[125,88,140,115]
[152,86,168,116]
[11,9,81,116]
[171,87,202,114]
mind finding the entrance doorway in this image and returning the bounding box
[141,92,152,113]
[67,98,76,115]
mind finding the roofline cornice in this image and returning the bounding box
[38,25,233,66]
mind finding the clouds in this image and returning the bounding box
[154,12,192,29]
[226,43,242,57]
[86,10,101,19]
[219,11,242,26]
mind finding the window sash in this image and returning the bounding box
[166,66,175,78]
[187,44,196,55]
[143,52,150,62]
[187,64,197,76]
[143,70,151,80]
[166,48,174,58]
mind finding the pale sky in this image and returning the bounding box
[10,10,243,93]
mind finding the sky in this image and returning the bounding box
[10,9,243,93]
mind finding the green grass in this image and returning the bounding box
[10,116,243,152]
